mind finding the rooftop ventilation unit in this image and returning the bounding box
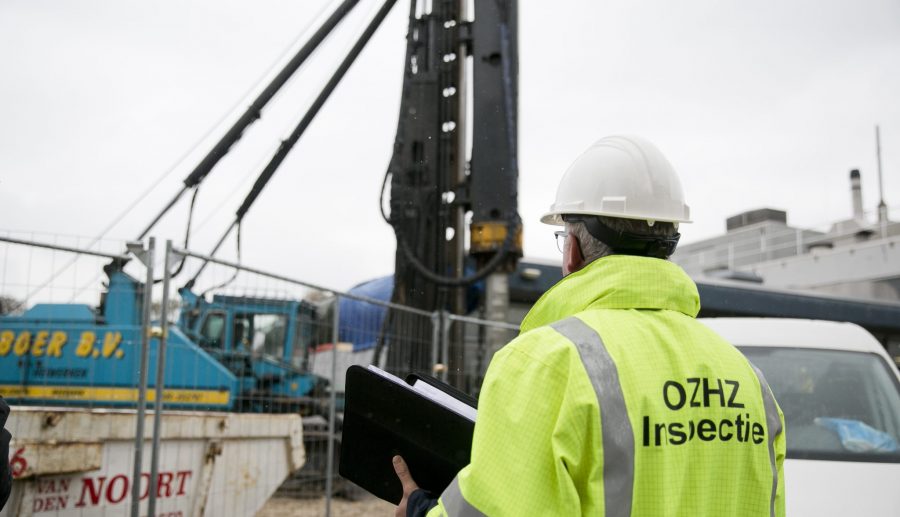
[726,208,788,232]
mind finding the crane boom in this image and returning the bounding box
[136,0,362,241]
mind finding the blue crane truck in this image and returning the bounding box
[0,263,326,414]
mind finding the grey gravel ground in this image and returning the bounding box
[257,495,395,517]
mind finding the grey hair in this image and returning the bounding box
[566,217,679,263]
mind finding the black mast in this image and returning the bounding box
[383,0,521,389]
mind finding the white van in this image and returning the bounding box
[702,318,900,516]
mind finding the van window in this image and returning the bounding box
[741,346,900,462]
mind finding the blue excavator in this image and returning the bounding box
[0,260,325,413]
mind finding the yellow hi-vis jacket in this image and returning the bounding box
[428,255,786,517]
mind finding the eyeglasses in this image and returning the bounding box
[554,230,568,253]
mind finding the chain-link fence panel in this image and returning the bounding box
[1,236,525,516]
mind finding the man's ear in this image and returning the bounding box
[563,233,585,276]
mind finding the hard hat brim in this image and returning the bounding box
[540,212,565,226]
[541,209,692,226]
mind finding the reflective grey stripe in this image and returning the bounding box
[751,364,783,517]
[551,317,634,517]
[440,475,487,517]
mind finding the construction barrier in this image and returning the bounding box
[0,234,521,516]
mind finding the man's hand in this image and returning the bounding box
[392,455,419,517]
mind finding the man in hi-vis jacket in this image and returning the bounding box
[394,135,786,517]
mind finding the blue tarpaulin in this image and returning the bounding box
[338,276,393,351]
[336,272,484,352]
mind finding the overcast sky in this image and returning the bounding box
[1,0,899,297]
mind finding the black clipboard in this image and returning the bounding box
[339,365,476,504]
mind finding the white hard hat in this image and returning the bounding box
[541,135,691,226]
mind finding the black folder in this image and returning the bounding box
[339,365,476,504]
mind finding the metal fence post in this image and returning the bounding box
[440,311,451,383]
[130,237,155,517]
[324,294,340,517]
[148,240,174,517]
[430,311,441,376]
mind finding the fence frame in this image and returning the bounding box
[0,234,522,515]
[167,244,521,513]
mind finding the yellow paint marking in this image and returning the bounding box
[32,331,49,357]
[102,332,122,358]
[14,332,30,356]
[0,385,231,405]
[75,331,96,357]
[0,331,13,356]
[46,332,67,357]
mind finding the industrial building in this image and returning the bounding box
[671,170,900,302]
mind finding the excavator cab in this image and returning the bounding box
[177,288,325,412]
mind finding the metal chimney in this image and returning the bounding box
[850,169,864,220]
[875,125,888,225]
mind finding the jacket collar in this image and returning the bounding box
[519,255,701,333]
